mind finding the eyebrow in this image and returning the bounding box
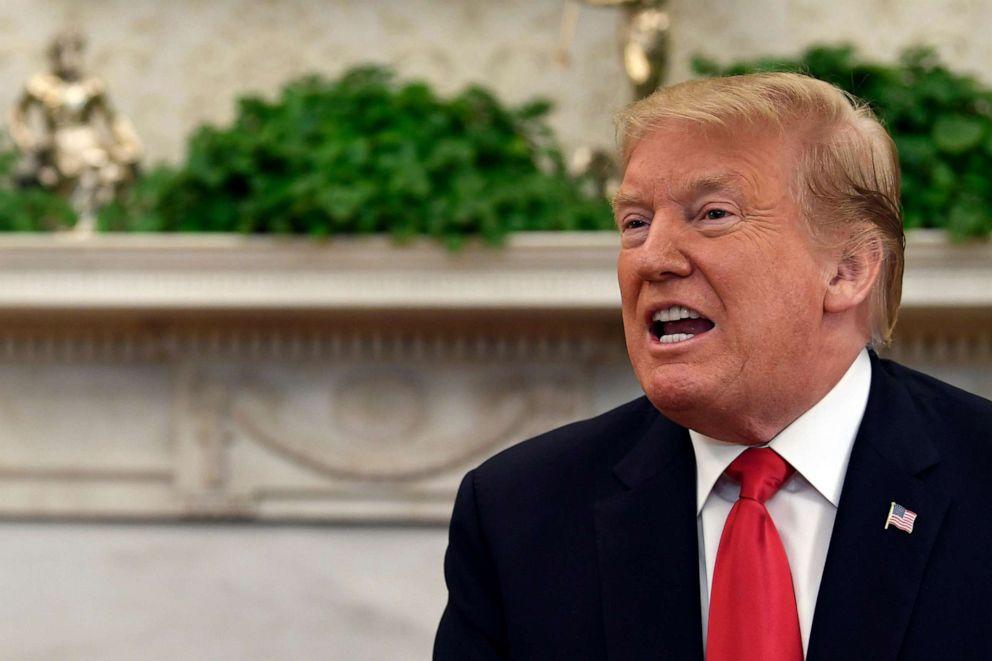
[611,190,643,215]
[613,171,750,215]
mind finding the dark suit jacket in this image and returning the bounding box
[434,354,992,660]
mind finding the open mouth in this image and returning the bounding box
[650,305,715,344]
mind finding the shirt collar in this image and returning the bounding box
[689,349,872,514]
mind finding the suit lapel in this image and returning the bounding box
[594,414,704,661]
[807,355,950,661]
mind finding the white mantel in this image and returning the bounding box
[0,230,987,523]
[0,232,621,311]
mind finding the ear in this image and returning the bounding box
[823,236,883,314]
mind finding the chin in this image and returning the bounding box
[637,370,712,419]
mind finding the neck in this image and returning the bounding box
[692,342,866,445]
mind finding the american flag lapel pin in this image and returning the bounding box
[884,501,918,534]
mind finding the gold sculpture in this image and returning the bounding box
[8,31,141,231]
[558,0,671,100]
[557,1,670,198]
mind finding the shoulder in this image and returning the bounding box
[874,356,992,473]
[468,397,661,508]
[438,399,665,657]
[876,356,992,424]
[449,396,665,576]
[477,396,658,476]
[25,74,56,98]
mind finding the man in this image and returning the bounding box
[434,73,992,660]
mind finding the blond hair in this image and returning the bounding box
[617,73,904,346]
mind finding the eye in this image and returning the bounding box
[620,216,649,232]
[695,205,739,227]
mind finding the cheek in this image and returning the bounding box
[735,275,824,351]
[617,259,640,311]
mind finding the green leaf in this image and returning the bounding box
[932,114,987,154]
[947,198,989,239]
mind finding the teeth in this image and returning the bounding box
[659,333,694,344]
[652,305,703,322]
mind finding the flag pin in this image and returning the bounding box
[884,501,917,534]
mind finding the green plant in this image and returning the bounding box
[0,149,76,231]
[100,66,613,247]
[694,45,992,239]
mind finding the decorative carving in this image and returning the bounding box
[228,368,586,482]
[193,380,231,490]
[333,368,429,443]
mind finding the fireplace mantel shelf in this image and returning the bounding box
[0,230,984,312]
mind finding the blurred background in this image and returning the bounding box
[0,1,989,659]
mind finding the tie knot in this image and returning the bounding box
[725,448,795,504]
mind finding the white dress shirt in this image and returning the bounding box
[689,349,871,656]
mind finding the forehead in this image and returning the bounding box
[618,121,797,203]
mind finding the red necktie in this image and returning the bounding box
[706,448,803,661]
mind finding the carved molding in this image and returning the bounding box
[885,330,992,365]
[0,327,625,363]
[229,371,585,482]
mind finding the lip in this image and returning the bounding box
[645,328,711,349]
[643,326,716,353]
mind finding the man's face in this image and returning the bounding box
[615,122,834,443]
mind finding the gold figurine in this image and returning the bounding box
[616,0,670,100]
[558,0,671,100]
[557,1,670,197]
[8,30,142,231]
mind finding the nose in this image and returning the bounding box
[633,219,693,281]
